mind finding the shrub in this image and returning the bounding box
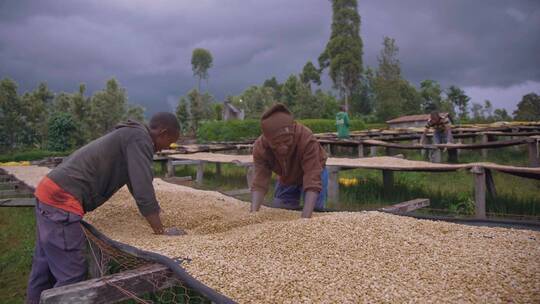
[197,118,366,142]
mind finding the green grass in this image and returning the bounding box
[0,208,36,303]
[0,150,70,163]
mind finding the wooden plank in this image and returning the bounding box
[0,190,33,199]
[471,166,486,219]
[0,198,35,207]
[40,264,175,304]
[381,198,430,213]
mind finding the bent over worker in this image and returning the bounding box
[26,112,184,304]
[421,111,453,144]
[336,105,350,139]
[250,103,328,218]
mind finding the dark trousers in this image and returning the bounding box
[272,168,328,210]
[26,200,87,304]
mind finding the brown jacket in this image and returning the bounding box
[251,123,327,193]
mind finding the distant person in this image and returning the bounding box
[250,103,328,218]
[336,105,350,139]
[26,112,185,304]
[421,111,454,144]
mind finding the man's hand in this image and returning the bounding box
[163,227,187,236]
[301,191,319,218]
[250,191,265,213]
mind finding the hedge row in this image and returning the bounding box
[197,119,366,142]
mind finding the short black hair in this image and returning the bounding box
[149,112,180,133]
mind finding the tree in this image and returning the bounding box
[262,76,282,101]
[493,108,511,121]
[349,67,374,115]
[319,0,363,110]
[377,37,401,81]
[125,105,145,122]
[446,85,470,121]
[281,75,301,110]
[19,83,52,147]
[300,61,321,89]
[186,89,213,132]
[191,48,213,91]
[0,78,23,151]
[371,37,421,121]
[88,78,128,139]
[233,86,275,119]
[471,102,484,122]
[419,80,443,112]
[176,97,190,134]
[483,100,493,120]
[47,112,77,151]
[513,93,540,121]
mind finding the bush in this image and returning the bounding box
[197,118,366,142]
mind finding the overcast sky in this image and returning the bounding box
[1,0,539,116]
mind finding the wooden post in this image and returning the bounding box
[481,133,489,158]
[448,148,458,163]
[215,163,222,176]
[528,139,539,167]
[160,161,167,176]
[166,159,174,178]
[196,161,205,185]
[327,166,340,204]
[431,149,442,163]
[324,144,331,156]
[382,170,394,191]
[246,165,254,189]
[357,144,364,158]
[471,166,486,219]
[370,146,377,157]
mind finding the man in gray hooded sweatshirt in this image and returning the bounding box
[26,112,183,304]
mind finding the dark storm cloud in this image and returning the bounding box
[0,0,538,114]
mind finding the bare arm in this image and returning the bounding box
[446,126,454,143]
[250,190,266,213]
[301,191,318,218]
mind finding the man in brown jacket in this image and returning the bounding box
[250,104,328,218]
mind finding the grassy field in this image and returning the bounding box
[0,208,35,303]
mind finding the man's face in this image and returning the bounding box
[268,133,294,157]
[154,129,180,152]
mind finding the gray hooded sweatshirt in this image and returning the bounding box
[47,120,160,216]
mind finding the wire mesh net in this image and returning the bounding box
[82,225,213,304]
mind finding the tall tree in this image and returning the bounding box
[88,78,128,139]
[191,48,213,92]
[0,78,23,151]
[281,75,301,110]
[445,85,470,121]
[419,80,443,112]
[493,108,511,121]
[262,76,282,101]
[319,0,363,110]
[176,97,190,134]
[300,61,321,89]
[513,92,540,121]
[377,37,401,81]
[372,37,421,121]
[471,102,484,122]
